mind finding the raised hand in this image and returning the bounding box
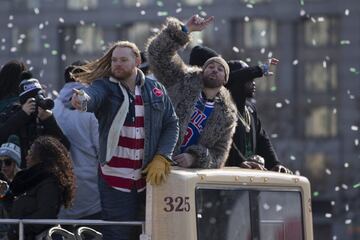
[262,58,279,76]
[185,14,214,33]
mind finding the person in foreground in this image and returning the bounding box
[147,14,237,169]
[0,136,75,240]
[71,41,179,240]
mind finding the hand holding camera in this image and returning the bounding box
[21,98,36,116]
[19,71,54,120]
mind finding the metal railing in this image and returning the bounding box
[0,219,145,240]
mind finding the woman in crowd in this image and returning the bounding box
[0,136,75,240]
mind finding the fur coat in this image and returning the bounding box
[147,17,237,168]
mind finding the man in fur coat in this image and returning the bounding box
[147,15,237,168]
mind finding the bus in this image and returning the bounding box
[142,167,313,240]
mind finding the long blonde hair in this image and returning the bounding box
[73,41,141,84]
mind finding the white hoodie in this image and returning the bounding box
[53,82,101,219]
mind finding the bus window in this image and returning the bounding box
[196,187,251,240]
[195,186,304,240]
[258,191,303,240]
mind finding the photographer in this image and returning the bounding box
[0,72,69,168]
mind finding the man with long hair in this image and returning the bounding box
[71,41,179,240]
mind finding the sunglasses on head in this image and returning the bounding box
[0,159,14,167]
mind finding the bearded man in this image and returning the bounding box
[147,15,237,168]
[71,41,179,240]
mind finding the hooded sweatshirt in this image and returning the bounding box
[53,82,101,219]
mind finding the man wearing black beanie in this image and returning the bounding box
[188,45,292,173]
[0,71,69,168]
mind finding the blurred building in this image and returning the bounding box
[0,0,359,239]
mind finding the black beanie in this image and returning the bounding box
[189,45,219,67]
[227,60,250,85]
[18,71,42,104]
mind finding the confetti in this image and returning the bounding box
[232,46,239,53]
[340,40,351,45]
[350,125,358,131]
[345,219,352,224]
[157,11,168,17]
[349,67,359,74]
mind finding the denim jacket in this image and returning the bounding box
[83,70,179,166]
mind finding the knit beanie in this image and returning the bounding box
[189,45,219,67]
[203,57,230,84]
[0,135,21,167]
[18,71,42,104]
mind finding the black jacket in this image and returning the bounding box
[226,101,280,169]
[0,102,70,168]
[225,63,280,169]
[7,163,63,240]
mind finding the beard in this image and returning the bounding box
[111,68,133,81]
[202,74,224,89]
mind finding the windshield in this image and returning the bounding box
[195,186,304,240]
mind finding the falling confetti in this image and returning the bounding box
[340,40,351,45]
[344,9,350,16]
[313,192,319,197]
[353,183,360,189]
[350,125,358,131]
[232,46,239,53]
[157,11,168,17]
[345,219,352,224]
[325,213,332,218]
[349,67,359,74]
[246,4,254,9]
[156,1,164,7]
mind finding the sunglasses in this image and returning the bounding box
[0,159,14,167]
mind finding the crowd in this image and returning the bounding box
[0,14,292,240]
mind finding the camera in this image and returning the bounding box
[35,93,54,110]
